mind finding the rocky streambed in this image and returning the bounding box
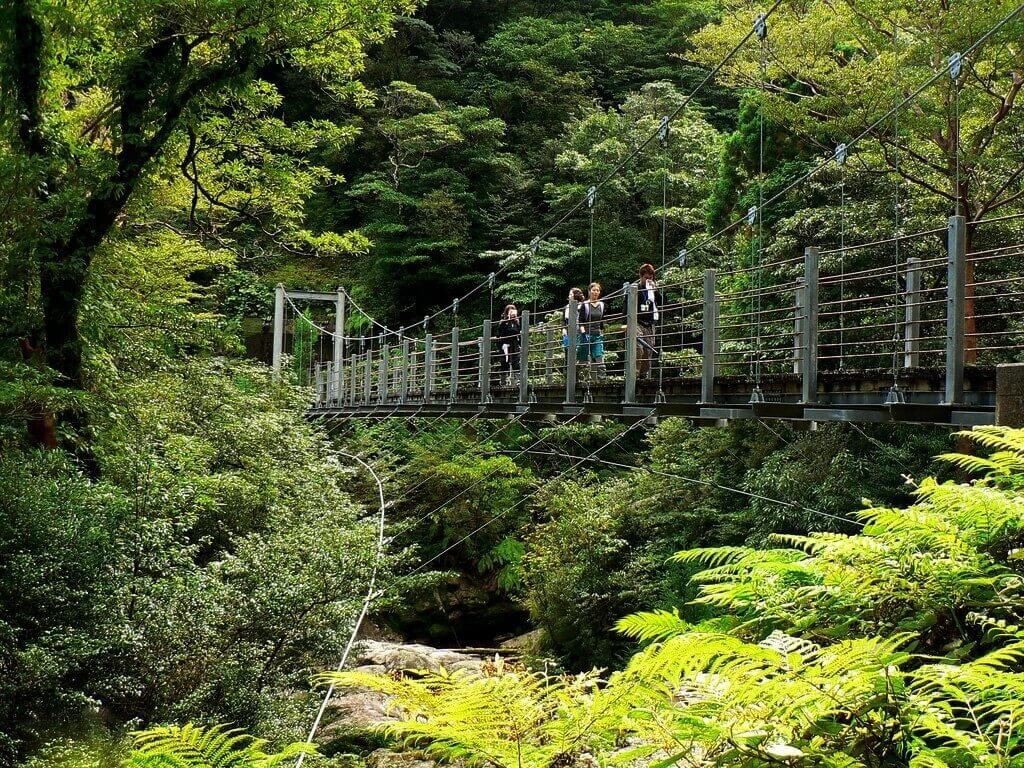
[317,640,494,765]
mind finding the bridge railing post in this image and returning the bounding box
[349,342,360,407]
[793,278,805,375]
[450,326,460,403]
[400,336,409,404]
[333,289,345,396]
[378,340,389,404]
[272,283,285,379]
[946,215,966,404]
[424,333,434,403]
[565,298,578,404]
[519,310,530,404]
[481,321,492,404]
[905,257,922,368]
[802,247,819,404]
[701,270,717,404]
[364,340,373,406]
[545,326,554,385]
[624,282,638,403]
[314,365,324,406]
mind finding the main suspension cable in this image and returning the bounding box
[296,449,388,768]
[501,448,855,527]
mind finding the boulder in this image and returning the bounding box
[365,750,436,768]
[500,628,544,654]
[351,640,485,674]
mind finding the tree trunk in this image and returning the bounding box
[41,172,140,386]
[18,338,58,448]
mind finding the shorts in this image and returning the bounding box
[563,332,590,362]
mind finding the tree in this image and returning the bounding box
[500,82,722,296]
[345,81,516,323]
[0,0,413,389]
[690,0,1024,357]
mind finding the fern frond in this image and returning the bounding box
[615,609,691,642]
[129,725,313,768]
[937,452,1007,476]
[669,546,754,567]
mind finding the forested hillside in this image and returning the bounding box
[2,0,1024,767]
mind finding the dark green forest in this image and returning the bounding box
[3,0,1024,767]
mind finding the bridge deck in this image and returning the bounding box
[310,367,998,427]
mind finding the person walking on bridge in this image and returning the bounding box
[585,282,607,382]
[496,304,521,386]
[636,263,661,380]
[563,287,590,378]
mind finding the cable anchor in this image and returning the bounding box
[677,248,687,268]
[746,205,758,227]
[884,385,906,405]
[948,52,962,80]
[586,186,597,208]
[834,143,847,166]
[753,13,768,40]
[657,116,671,145]
[529,237,541,254]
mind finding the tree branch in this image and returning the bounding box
[976,163,1024,218]
[877,141,956,201]
[970,71,1023,156]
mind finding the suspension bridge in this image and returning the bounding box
[289,4,1024,753]
[269,4,1024,430]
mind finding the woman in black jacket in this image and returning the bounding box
[496,304,521,385]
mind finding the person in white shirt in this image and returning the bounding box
[636,263,661,379]
[562,287,590,374]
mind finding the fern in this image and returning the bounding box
[320,427,1024,768]
[324,664,626,768]
[129,725,312,768]
[614,608,691,642]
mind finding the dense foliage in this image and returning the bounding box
[3,0,1024,766]
[330,426,1024,768]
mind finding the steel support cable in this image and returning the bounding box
[657,130,670,402]
[383,410,526,496]
[752,19,768,396]
[341,410,460,471]
[398,419,646,580]
[496,448,856,527]
[399,412,586,533]
[890,23,903,397]
[684,2,1024,260]
[816,227,949,255]
[974,210,1024,226]
[589,186,597,286]
[296,448,388,768]
[819,256,948,283]
[968,244,1024,258]
[839,139,847,367]
[846,421,914,475]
